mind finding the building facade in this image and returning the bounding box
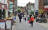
[26,2,34,15]
[7,0,17,16]
[39,0,48,18]
[0,0,8,19]
[0,3,8,19]
[39,0,48,11]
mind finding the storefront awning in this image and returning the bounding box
[44,8,48,11]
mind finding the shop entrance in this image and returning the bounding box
[0,9,6,19]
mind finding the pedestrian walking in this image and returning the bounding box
[24,14,26,21]
[18,13,22,22]
[27,15,30,21]
[28,15,35,27]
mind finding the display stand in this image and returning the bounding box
[0,19,6,30]
[6,19,12,30]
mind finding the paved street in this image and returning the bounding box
[12,16,48,30]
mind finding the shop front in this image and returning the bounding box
[44,8,48,18]
[0,3,8,19]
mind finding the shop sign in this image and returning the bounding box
[44,5,48,8]
[9,2,13,9]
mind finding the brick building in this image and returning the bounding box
[7,0,17,16]
[39,0,48,11]
[39,0,48,18]
[39,0,44,9]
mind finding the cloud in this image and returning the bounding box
[17,0,35,7]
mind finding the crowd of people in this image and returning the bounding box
[12,11,47,27]
[18,12,35,27]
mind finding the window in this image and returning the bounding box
[47,13,48,15]
[44,0,48,5]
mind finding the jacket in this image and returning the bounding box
[28,17,34,23]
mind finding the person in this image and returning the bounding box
[28,15,35,26]
[18,13,22,22]
[27,15,30,21]
[24,14,26,21]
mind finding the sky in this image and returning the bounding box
[0,0,35,7]
[17,0,35,7]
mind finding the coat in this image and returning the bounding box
[28,17,34,23]
[18,13,22,19]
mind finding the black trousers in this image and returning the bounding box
[30,21,33,26]
[19,19,21,22]
[25,18,26,21]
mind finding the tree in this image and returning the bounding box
[18,9,21,13]
[30,10,34,15]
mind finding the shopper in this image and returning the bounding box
[24,14,26,21]
[18,13,22,22]
[28,15,35,26]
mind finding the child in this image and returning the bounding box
[24,15,26,21]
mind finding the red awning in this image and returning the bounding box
[44,8,48,10]
[44,8,48,11]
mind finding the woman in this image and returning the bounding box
[28,15,35,26]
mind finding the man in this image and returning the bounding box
[18,13,22,22]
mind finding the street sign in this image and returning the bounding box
[9,4,13,9]
[9,2,13,13]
